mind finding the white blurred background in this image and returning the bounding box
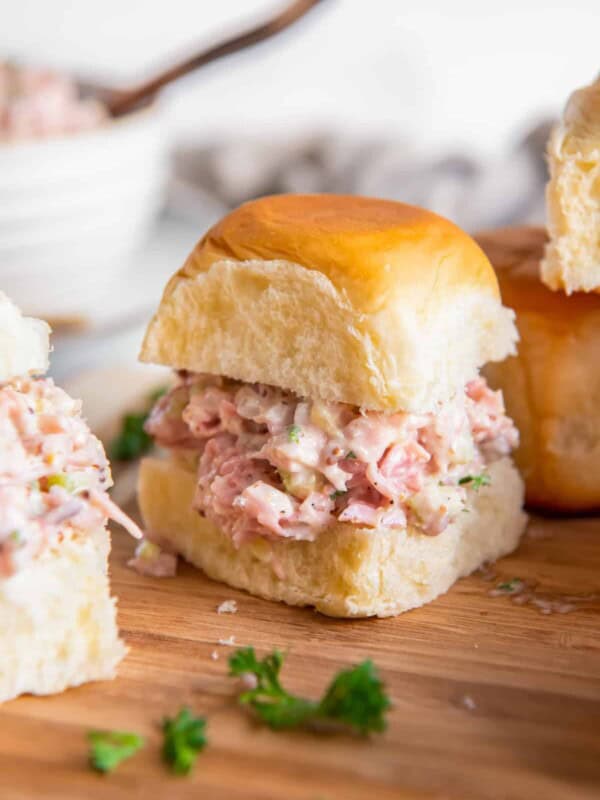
[3,0,598,154]
[1,0,598,380]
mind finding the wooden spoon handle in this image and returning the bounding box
[108,0,325,117]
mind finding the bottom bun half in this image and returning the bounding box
[138,456,527,618]
[0,527,126,703]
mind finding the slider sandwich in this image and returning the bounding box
[0,293,141,703]
[137,194,527,617]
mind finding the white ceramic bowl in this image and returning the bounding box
[0,103,168,323]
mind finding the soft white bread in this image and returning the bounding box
[478,226,600,512]
[542,76,600,293]
[138,455,526,618]
[140,195,517,413]
[0,526,125,703]
[0,291,50,382]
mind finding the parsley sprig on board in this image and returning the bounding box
[162,707,208,775]
[88,730,145,773]
[229,648,390,735]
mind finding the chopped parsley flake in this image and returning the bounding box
[458,474,491,490]
[497,578,522,593]
[87,730,145,773]
[162,707,207,775]
[330,489,347,500]
[287,424,303,444]
[345,451,357,459]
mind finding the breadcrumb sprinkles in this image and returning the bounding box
[488,576,597,615]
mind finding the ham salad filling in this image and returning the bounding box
[0,62,107,142]
[0,377,142,577]
[146,372,518,546]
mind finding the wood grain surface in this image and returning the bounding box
[1,506,600,800]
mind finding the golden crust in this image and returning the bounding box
[179,194,500,311]
[138,456,526,618]
[477,226,600,512]
[140,195,517,413]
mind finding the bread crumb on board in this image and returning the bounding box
[217,600,238,614]
[461,695,477,711]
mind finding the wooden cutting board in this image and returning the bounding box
[1,372,600,800]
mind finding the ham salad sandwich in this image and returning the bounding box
[0,293,141,703]
[137,194,527,617]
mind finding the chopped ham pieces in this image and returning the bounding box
[145,373,518,545]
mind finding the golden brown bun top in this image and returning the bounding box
[141,195,517,412]
[476,226,600,318]
[177,194,500,312]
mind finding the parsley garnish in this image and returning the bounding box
[110,386,167,462]
[87,730,145,773]
[345,451,357,459]
[162,707,207,775]
[458,473,491,490]
[497,578,522,593]
[229,648,390,735]
[330,489,347,500]
[287,424,302,444]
